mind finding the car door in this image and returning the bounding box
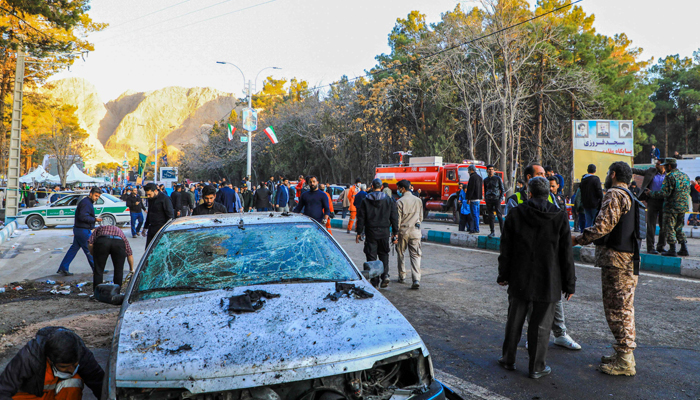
[94,196,105,216]
[47,195,79,225]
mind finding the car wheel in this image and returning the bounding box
[101,215,117,226]
[26,215,45,231]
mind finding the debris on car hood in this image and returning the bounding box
[324,282,374,301]
[115,282,426,393]
[225,290,280,313]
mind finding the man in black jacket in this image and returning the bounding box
[126,187,144,238]
[170,185,183,218]
[632,160,666,253]
[497,177,576,379]
[142,183,174,247]
[193,185,227,215]
[580,164,604,229]
[57,188,103,276]
[483,164,505,237]
[465,166,483,233]
[0,327,104,400]
[254,183,271,211]
[356,179,399,288]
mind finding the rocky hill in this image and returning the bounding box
[44,78,240,166]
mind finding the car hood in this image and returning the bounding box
[115,282,427,392]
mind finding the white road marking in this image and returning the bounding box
[435,369,511,400]
[422,242,700,284]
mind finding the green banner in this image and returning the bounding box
[138,153,147,177]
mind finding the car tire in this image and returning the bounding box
[26,215,45,231]
[101,215,117,226]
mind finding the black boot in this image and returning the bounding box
[678,243,689,257]
[662,243,677,257]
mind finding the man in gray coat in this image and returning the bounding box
[396,179,423,289]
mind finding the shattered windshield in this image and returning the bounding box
[132,222,359,301]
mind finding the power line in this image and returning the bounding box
[102,0,197,32]
[97,0,238,44]
[251,0,584,99]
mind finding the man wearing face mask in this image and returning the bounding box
[0,327,104,400]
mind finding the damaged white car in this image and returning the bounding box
[103,214,462,400]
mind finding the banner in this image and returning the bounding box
[572,120,634,156]
[138,153,147,177]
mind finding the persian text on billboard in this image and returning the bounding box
[572,120,633,155]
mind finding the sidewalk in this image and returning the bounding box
[330,216,700,279]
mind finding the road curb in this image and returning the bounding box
[420,228,700,279]
[0,221,18,244]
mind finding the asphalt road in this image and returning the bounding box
[1,224,700,399]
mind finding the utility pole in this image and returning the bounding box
[154,132,158,183]
[5,48,25,221]
[246,79,252,179]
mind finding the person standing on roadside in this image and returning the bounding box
[574,161,640,376]
[339,185,350,219]
[193,185,227,215]
[355,179,398,288]
[382,182,392,198]
[170,185,183,218]
[548,177,566,210]
[347,178,361,234]
[293,176,330,224]
[126,187,144,238]
[185,185,196,216]
[254,183,271,211]
[142,183,174,248]
[88,224,135,293]
[216,183,238,213]
[457,184,471,232]
[580,164,604,228]
[646,158,692,257]
[632,159,666,254]
[498,176,576,379]
[240,184,254,212]
[56,187,102,277]
[650,144,660,164]
[395,179,423,289]
[275,178,290,212]
[483,164,505,237]
[465,166,483,233]
[319,183,335,235]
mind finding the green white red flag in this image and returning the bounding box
[227,123,236,141]
[264,126,278,144]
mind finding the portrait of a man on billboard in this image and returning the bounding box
[597,121,610,138]
[575,122,588,138]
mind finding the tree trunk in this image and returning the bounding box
[664,112,668,158]
[536,57,544,163]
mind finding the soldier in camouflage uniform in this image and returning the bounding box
[574,161,638,376]
[646,158,691,257]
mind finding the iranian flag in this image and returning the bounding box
[227,123,236,141]
[264,126,279,144]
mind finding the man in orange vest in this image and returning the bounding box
[320,183,335,235]
[347,178,361,234]
[0,327,104,400]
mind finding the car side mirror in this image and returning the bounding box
[362,260,383,280]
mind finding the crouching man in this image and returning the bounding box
[0,327,104,400]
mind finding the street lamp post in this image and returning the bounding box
[216,62,281,179]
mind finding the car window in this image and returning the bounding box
[51,195,76,207]
[101,194,120,202]
[96,197,104,205]
[133,222,360,301]
[458,168,470,183]
[446,169,457,181]
[477,169,488,179]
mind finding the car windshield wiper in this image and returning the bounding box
[259,277,339,285]
[137,286,214,295]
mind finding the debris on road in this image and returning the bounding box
[325,282,374,301]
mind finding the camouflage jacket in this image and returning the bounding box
[576,184,633,269]
[649,168,691,213]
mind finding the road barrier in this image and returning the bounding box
[0,220,18,244]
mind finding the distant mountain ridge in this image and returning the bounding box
[44,77,239,165]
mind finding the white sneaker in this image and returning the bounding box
[554,334,582,350]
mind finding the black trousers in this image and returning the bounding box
[485,200,504,233]
[364,235,390,285]
[145,224,164,249]
[646,198,666,249]
[458,213,472,232]
[502,295,555,373]
[92,237,127,290]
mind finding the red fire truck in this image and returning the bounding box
[374,156,504,220]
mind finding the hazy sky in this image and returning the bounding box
[50,0,700,102]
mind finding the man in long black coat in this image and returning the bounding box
[497,176,576,379]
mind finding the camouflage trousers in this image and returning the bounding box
[601,266,638,353]
[663,212,687,244]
